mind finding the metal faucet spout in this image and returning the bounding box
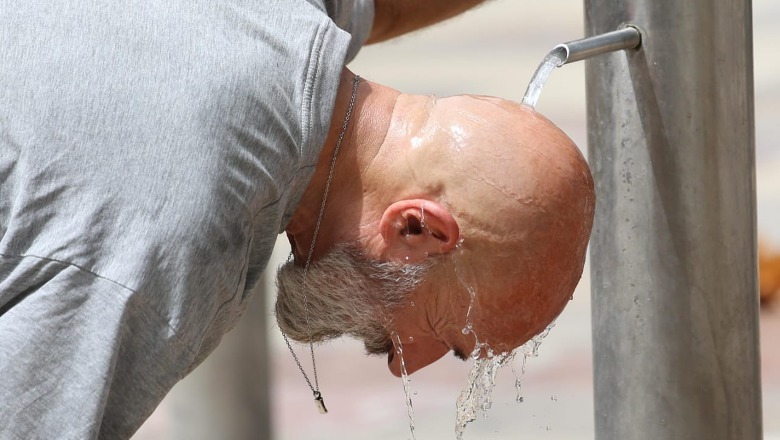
[555,26,641,65]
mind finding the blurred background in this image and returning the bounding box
[134,0,780,438]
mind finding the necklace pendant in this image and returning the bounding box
[314,391,328,414]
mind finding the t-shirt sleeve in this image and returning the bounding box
[323,0,375,62]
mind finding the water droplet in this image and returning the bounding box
[550,396,558,402]
[407,336,414,343]
[516,395,524,403]
[546,426,552,431]
[409,301,415,307]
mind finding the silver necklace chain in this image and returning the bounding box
[281,74,360,414]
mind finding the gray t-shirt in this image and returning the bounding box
[0,0,373,438]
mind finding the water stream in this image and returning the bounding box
[452,323,555,439]
[392,331,417,440]
[510,323,555,404]
[451,240,477,338]
[521,47,567,109]
[454,348,514,439]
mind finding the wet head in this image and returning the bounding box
[383,96,596,376]
[275,91,595,378]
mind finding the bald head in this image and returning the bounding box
[280,73,594,376]
[363,93,595,373]
[432,96,594,352]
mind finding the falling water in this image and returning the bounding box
[392,332,417,440]
[452,322,556,439]
[451,240,477,337]
[454,348,515,439]
[461,285,477,337]
[521,47,567,109]
[511,359,526,403]
[448,239,559,438]
[510,322,555,404]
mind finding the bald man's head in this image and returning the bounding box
[278,81,594,377]
[438,96,594,352]
[369,95,595,374]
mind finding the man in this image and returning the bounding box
[275,79,595,376]
[0,0,594,439]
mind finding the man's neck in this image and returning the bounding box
[285,69,399,262]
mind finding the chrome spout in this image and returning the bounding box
[556,26,641,65]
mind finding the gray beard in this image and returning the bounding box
[275,244,434,355]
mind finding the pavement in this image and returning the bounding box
[134,1,780,439]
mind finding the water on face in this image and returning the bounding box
[460,285,477,337]
[450,240,556,437]
[446,240,557,438]
[521,47,567,109]
[451,241,477,337]
[392,332,417,440]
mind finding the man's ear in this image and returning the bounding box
[378,199,460,262]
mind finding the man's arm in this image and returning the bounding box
[366,0,491,44]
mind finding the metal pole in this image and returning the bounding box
[557,26,641,65]
[586,0,762,439]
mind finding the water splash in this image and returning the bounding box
[455,348,515,439]
[521,47,567,109]
[511,322,556,404]
[455,322,556,438]
[392,332,417,440]
[510,359,526,403]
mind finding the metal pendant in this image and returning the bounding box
[314,391,328,414]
